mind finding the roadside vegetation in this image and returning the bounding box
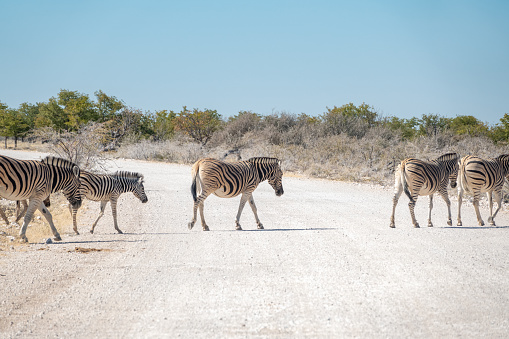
[1,89,508,185]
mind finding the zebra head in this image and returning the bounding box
[496,154,509,176]
[437,153,460,189]
[41,156,82,209]
[134,175,148,204]
[114,171,148,204]
[268,160,284,197]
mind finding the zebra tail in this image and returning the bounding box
[400,163,414,202]
[190,163,199,202]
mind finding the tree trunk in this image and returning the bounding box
[4,136,7,148]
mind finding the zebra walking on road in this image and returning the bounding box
[457,154,509,226]
[0,155,82,242]
[188,157,284,231]
[390,153,460,228]
[70,170,148,234]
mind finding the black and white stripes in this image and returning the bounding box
[0,155,81,242]
[71,170,148,234]
[390,153,460,228]
[188,157,284,231]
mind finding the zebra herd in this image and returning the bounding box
[1,151,508,242]
[391,152,509,228]
[0,154,147,242]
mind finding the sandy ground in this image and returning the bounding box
[1,149,509,338]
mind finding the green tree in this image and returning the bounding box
[152,110,177,140]
[490,113,509,143]
[175,107,221,145]
[57,89,98,130]
[384,116,419,139]
[0,106,30,148]
[36,98,67,132]
[95,90,124,122]
[416,114,451,137]
[321,103,378,137]
[449,115,489,136]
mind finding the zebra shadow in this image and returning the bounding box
[53,238,147,245]
[443,225,509,229]
[216,227,338,232]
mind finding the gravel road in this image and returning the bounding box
[1,149,509,338]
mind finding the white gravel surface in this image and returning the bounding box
[1,149,509,338]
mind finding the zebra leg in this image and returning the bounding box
[248,194,264,229]
[426,195,434,227]
[457,186,464,226]
[472,195,485,226]
[234,193,251,230]
[110,198,123,234]
[189,192,210,231]
[19,198,43,242]
[0,206,9,225]
[390,183,403,228]
[438,190,453,226]
[408,194,420,228]
[39,202,62,241]
[90,201,108,234]
[488,190,503,226]
[69,204,79,235]
[15,200,28,223]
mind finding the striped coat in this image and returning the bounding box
[390,153,459,228]
[188,157,284,231]
[457,154,509,226]
[0,155,81,242]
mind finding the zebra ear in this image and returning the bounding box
[138,175,144,184]
[73,166,80,178]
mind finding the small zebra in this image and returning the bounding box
[0,155,81,242]
[70,170,148,234]
[188,157,284,231]
[390,153,459,228]
[457,154,509,226]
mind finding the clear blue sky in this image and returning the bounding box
[1,0,508,125]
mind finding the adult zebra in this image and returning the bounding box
[457,154,509,226]
[390,153,460,228]
[188,157,284,231]
[0,155,82,242]
[70,170,148,234]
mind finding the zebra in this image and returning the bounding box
[0,155,81,242]
[390,153,459,228]
[457,154,509,226]
[70,170,148,234]
[188,157,284,231]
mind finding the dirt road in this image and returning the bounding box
[1,149,509,338]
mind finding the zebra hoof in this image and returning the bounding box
[389,223,395,228]
[54,235,62,241]
[257,224,264,230]
[19,236,28,243]
[90,229,94,234]
[188,222,194,230]
[447,220,452,226]
[457,221,463,226]
[203,225,210,231]
[235,225,242,231]
[428,223,433,227]
[414,224,420,228]
[116,230,123,234]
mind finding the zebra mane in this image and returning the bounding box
[435,153,459,162]
[112,171,144,182]
[247,157,281,166]
[495,154,509,162]
[41,156,78,169]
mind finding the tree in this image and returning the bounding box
[95,90,124,122]
[416,114,451,137]
[321,103,378,137]
[449,115,489,137]
[36,98,68,132]
[57,89,97,130]
[152,110,177,141]
[174,107,222,145]
[490,113,509,143]
[0,106,30,148]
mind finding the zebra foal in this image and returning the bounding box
[0,155,81,242]
[188,157,284,231]
[457,154,509,226]
[70,170,148,234]
[390,153,459,228]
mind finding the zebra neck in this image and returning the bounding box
[117,178,134,193]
